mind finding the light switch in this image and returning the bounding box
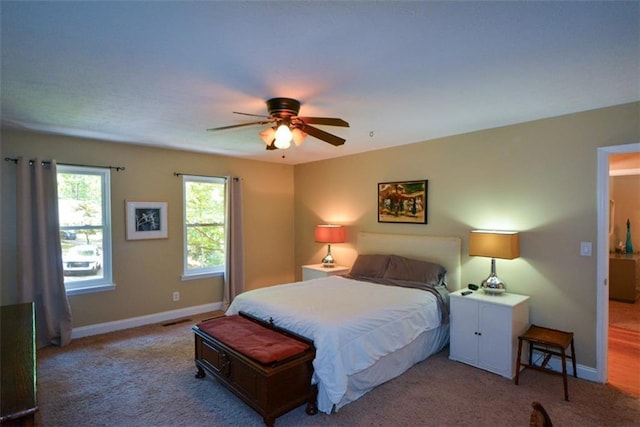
[580,241,592,257]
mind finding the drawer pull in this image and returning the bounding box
[220,351,231,378]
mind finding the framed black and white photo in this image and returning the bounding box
[126,201,168,240]
[377,180,428,224]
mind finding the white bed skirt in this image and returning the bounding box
[327,323,450,413]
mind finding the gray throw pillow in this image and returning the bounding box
[383,255,446,285]
[350,254,391,278]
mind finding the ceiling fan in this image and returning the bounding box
[207,97,349,150]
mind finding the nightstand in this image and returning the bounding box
[449,288,530,379]
[301,264,350,281]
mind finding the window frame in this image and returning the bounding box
[57,165,114,295]
[182,175,226,280]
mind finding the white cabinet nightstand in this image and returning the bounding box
[302,264,350,281]
[449,289,529,379]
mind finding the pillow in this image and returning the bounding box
[382,255,446,285]
[349,254,391,278]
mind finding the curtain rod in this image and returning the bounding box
[4,157,125,171]
[173,172,230,180]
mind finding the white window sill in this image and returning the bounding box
[181,271,223,281]
[66,283,116,296]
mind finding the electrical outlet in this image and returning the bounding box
[172,291,180,302]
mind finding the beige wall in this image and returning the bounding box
[1,131,295,326]
[1,102,638,368]
[294,102,640,368]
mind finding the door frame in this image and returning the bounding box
[596,142,640,383]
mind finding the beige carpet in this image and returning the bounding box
[36,313,640,427]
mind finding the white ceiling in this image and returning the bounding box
[1,1,638,165]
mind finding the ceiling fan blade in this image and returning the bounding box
[265,142,277,150]
[301,124,346,146]
[233,111,270,118]
[206,120,271,132]
[298,117,350,127]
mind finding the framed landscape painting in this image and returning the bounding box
[126,201,168,240]
[378,180,428,224]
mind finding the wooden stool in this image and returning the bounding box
[515,324,577,401]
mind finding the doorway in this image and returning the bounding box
[596,143,640,395]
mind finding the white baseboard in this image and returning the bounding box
[71,309,599,383]
[71,302,223,339]
[531,349,598,382]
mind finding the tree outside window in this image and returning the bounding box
[183,176,226,276]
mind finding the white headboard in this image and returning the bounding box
[357,232,462,291]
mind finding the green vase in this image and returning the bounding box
[625,219,634,254]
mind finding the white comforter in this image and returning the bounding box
[225,275,444,414]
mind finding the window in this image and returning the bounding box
[183,175,226,278]
[57,165,113,294]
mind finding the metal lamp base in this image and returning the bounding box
[321,244,335,268]
[481,258,506,295]
[481,274,506,295]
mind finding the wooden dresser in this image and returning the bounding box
[609,253,640,303]
[1,303,37,426]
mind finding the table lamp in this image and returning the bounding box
[469,230,520,295]
[315,225,345,268]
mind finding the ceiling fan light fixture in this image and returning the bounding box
[259,127,275,145]
[208,97,349,149]
[291,128,307,146]
[274,123,292,149]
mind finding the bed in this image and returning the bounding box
[225,232,461,414]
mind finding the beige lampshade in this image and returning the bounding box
[469,230,520,259]
[315,225,346,243]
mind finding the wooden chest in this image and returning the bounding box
[193,312,317,427]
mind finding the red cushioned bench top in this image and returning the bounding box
[196,315,311,365]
